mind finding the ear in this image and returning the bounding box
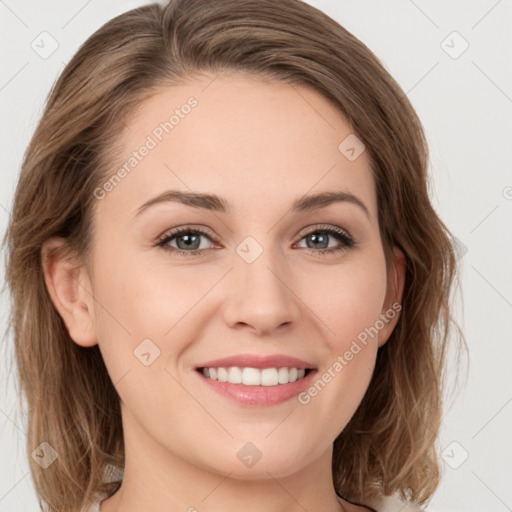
[377,246,406,348]
[41,237,97,347]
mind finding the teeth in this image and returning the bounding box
[201,366,307,386]
[278,367,289,384]
[228,366,243,384]
[243,367,261,385]
[261,368,277,386]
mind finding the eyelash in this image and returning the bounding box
[156,224,356,257]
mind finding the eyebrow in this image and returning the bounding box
[135,189,371,220]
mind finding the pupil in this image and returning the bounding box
[178,234,199,250]
[308,233,327,249]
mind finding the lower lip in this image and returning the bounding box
[195,369,318,407]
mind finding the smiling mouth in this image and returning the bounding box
[196,366,314,386]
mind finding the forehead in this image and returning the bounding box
[98,73,377,222]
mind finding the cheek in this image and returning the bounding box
[300,257,388,348]
[294,256,386,410]
[89,246,223,394]
[91,245,199,336]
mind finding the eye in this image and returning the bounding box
[156,224,356,257]
[294,225,355,255]
[156,226,216,256]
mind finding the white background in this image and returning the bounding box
[0,1,511,511]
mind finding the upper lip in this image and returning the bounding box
[195,353,317,370]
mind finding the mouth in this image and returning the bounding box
[195,366,315,386]
[192,353,318,406]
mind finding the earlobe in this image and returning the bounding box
[377,246,406,348]
[41,237,97,347]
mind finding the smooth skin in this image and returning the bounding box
[43,72,405,512]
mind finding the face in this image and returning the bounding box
[52,73,404,483]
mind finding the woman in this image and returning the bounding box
[4,0,466,511]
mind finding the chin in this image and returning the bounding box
[197,445,314,480]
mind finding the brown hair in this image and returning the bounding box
[3,0,467,510]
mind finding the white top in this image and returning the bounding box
[82,490,425,512]
[82,493,103,512]
[377,495,425,511]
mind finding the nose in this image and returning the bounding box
[222,245,302,336]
